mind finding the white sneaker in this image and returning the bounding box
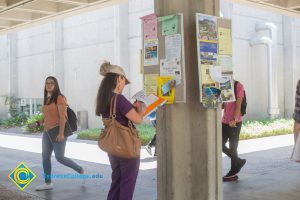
[35,183,53,191]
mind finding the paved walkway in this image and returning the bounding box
[0,132,300,200]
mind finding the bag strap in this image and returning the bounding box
[109,94,118,119]
[109,94,135,130]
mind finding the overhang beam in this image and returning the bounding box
[226,0,300,18]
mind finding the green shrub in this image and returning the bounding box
[0,113,28,128]
[23,113,44,132]
[77,128,101,141]
[77,118,293,144]
[240,118,293,140]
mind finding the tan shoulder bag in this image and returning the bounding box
[98,94,141,159]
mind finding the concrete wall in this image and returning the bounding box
[0,0,300,126]
[0,0,153,127]
[0,36,9,118]
[221,1,300,120]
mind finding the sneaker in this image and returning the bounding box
[145,145,152,156]
[235,158,246,174]
[223,175,238,182]
[35,183,53,191]
[222,170,237,181]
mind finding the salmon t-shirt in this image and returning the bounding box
[42,95,67,131]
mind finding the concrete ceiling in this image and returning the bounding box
[0,0,126,34]
[227,0,300,17]
[0,0,300,34]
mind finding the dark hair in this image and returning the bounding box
[44,76,63,105]
[95,73,119,116]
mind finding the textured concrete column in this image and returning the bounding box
[8,33,18,98]
[283,16,297,117]
[114,2,130,97]
[155,1,222,200]
[52,21,64,90]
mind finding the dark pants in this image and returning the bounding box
[148,134,156,147]
[222,122,242,171]
[148,120,157,151]
[107,155,140,200]
[42,132,82,183]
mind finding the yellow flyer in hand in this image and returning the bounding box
[157,76,175,104]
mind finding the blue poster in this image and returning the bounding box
[200,42,218,61]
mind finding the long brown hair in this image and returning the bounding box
[95,73,119,116]
[44,76,63,105]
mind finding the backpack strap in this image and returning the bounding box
[234,81,238,101]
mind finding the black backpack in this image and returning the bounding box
[234,81,247,116]
[67,107,78,132]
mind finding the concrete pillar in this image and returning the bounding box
[283,16,297,118]
[114,2,130,97]
[8,33,18,98]
[155,1,222,200]
[51,21,64,91]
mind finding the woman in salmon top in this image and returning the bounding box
[33,76,84,191]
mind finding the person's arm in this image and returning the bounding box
[56,96,68,142]
[28,117,44,129]
[125,101,143,124]
[228,97,242,127]
[56,104,67,142]
[293,122,300,142]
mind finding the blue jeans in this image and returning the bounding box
[42,132,82,183]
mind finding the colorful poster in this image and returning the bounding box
[219,77,235,102]
[144,39,159,66]
[201,60,214,65]
[200,42,218,61]
[218,28,232,55]
[160,58,181,79]
[159,15,178,36]
[157,76,175,104]
[144,74,158,96]
[140,13,157,40]
[202,83,218,108]
[217,55,233,71]
[201,65,214,84]
[198,15,218,42]
[161,77,181,95]
[165,34,181,60]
